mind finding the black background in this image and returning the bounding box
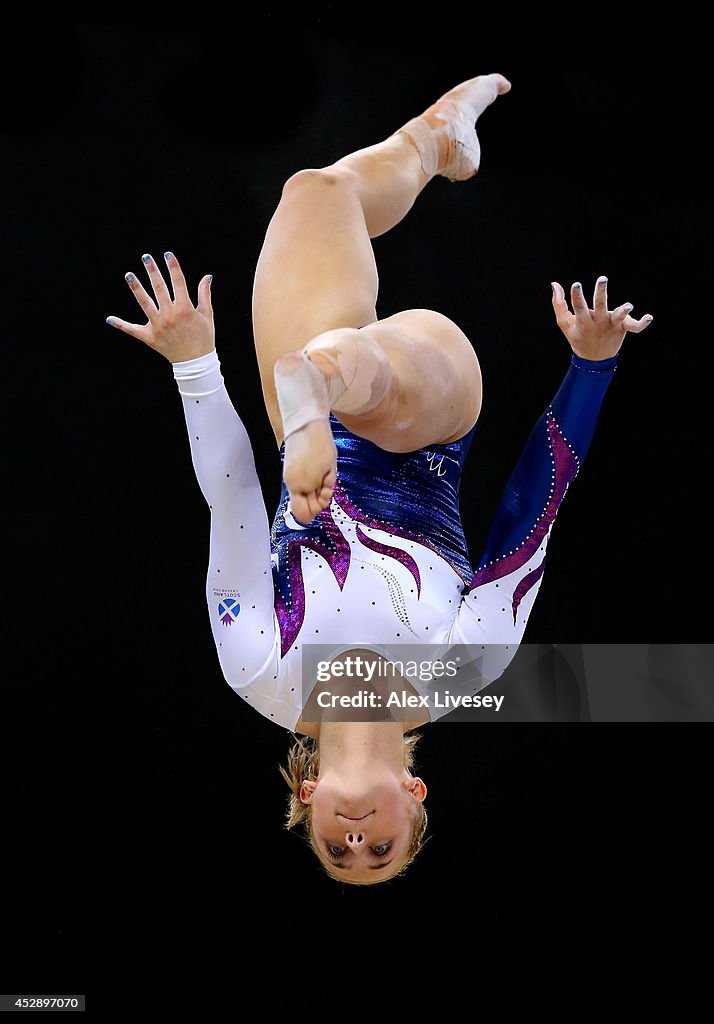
[2,8,710,1004]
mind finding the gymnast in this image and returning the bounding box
[107,74,652,883]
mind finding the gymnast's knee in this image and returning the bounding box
[281,167,358,201]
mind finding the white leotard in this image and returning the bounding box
[172,347,618,729]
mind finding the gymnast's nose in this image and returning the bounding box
[345,831,365,850]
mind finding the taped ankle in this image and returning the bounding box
[433,99,480,181]
[303,332,392,417]
[273,351,330,439]
[398,117,439,178]
[399,101,480,182]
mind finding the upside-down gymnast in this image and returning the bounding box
[107,74,652,884]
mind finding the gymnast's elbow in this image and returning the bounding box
[215,634,281,692]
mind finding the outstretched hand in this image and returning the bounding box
[106,252,214,363]
[552,276,653,361]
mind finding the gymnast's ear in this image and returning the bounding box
[404,777,427,802]
[300,780,318,804]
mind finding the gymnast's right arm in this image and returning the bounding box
[170,351,280,686]
[107,252,279,688]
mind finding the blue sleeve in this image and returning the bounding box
[446,352,618,684]
[468,352,618,592]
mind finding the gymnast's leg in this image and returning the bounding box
[252,74,511,524]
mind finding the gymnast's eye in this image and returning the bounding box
[372,843,392,857]
[326,844,346,860]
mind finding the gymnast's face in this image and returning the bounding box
[300,770,427,882]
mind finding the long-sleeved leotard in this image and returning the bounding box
[172,348,617,729]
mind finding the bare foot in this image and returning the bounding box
[283,418,337,526]
[421,72,511,180]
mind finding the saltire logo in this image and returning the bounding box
[217,598,240,626]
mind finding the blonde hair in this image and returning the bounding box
[278,732,428,884]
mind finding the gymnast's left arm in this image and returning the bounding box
[448,276,653,667]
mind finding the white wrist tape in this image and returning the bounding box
[273,351,331,439]
[172,349,224,397]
